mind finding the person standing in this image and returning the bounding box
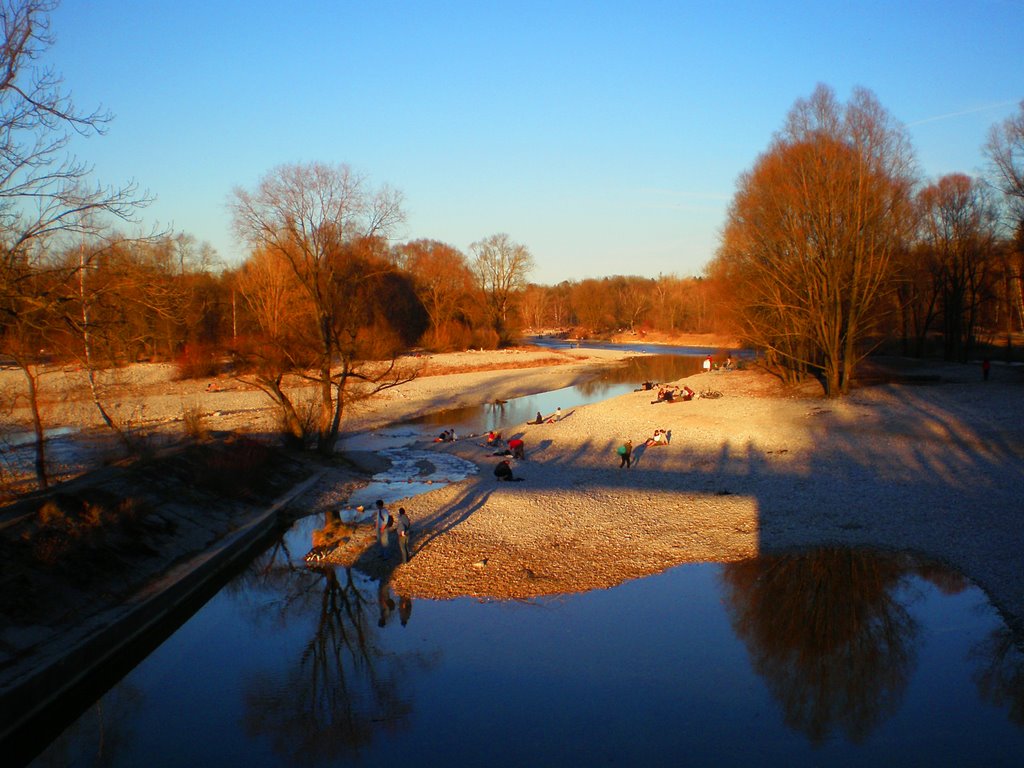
[617,439,633,468]
[397,507,412,563]
[375,499,391,552]
[703,355,713,373]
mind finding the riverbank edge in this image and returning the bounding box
[0,470,326,762]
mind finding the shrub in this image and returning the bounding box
[182,402,207,440]
[174,342,221,380]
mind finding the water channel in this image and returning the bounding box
[24,344,1024,766]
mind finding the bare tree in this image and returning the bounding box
[230,162,425,453]
[985,101,1024,227]
[469,233,534,345]
[711,85,916,396]
[984,102,1024,349]
[0,0,150,488]
[916,174,999,362]
[616,277,652,332]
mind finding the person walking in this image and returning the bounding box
[397,507,412,563]
[617,439,633,468]
[375,499,391,553]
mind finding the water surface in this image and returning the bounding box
[29,514,1024,767]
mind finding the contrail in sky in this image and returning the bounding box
[907,100,1019,127]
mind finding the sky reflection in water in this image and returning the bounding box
[32,513,1024,767]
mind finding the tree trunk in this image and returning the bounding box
[20,364,49,490]
[317,362,336,455]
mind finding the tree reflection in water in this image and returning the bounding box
[973,625,1024,726]
[236,537,432,766]
[720,548,919,744]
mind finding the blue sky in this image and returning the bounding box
[51,1,1023,285]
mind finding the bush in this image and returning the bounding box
[29,490,149,566]
[175,342,221,380]
[182,402,207,440]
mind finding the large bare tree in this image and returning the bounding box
[0,0,149,488]
[711,85,916,396]
[230,162,425,453]
[469,233,533,345]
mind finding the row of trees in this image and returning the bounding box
[709,85,1024,396]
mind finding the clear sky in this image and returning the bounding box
[50,0,1023,285]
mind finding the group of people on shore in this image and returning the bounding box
[374,499,413,564]
[493,435,527,480]
[528,407,562,424]
[651,384,696,404]
[617,427,670,468]
[489,406,566,481]
[703,354,735,373]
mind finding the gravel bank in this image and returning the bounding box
[358,361,1024,637]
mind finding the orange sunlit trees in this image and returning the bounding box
[230,162,425,453]
[711,85,916,395]
[915,173,999,362]
[394,239,474,350]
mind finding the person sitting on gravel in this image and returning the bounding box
[485,430,503,447]
[680,385,696,401]
[645,429,669,447]
[494,458,523,481]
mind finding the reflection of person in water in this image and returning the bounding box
[399,595,412,626]
[720,548,918,744]
[377,579,396,627]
